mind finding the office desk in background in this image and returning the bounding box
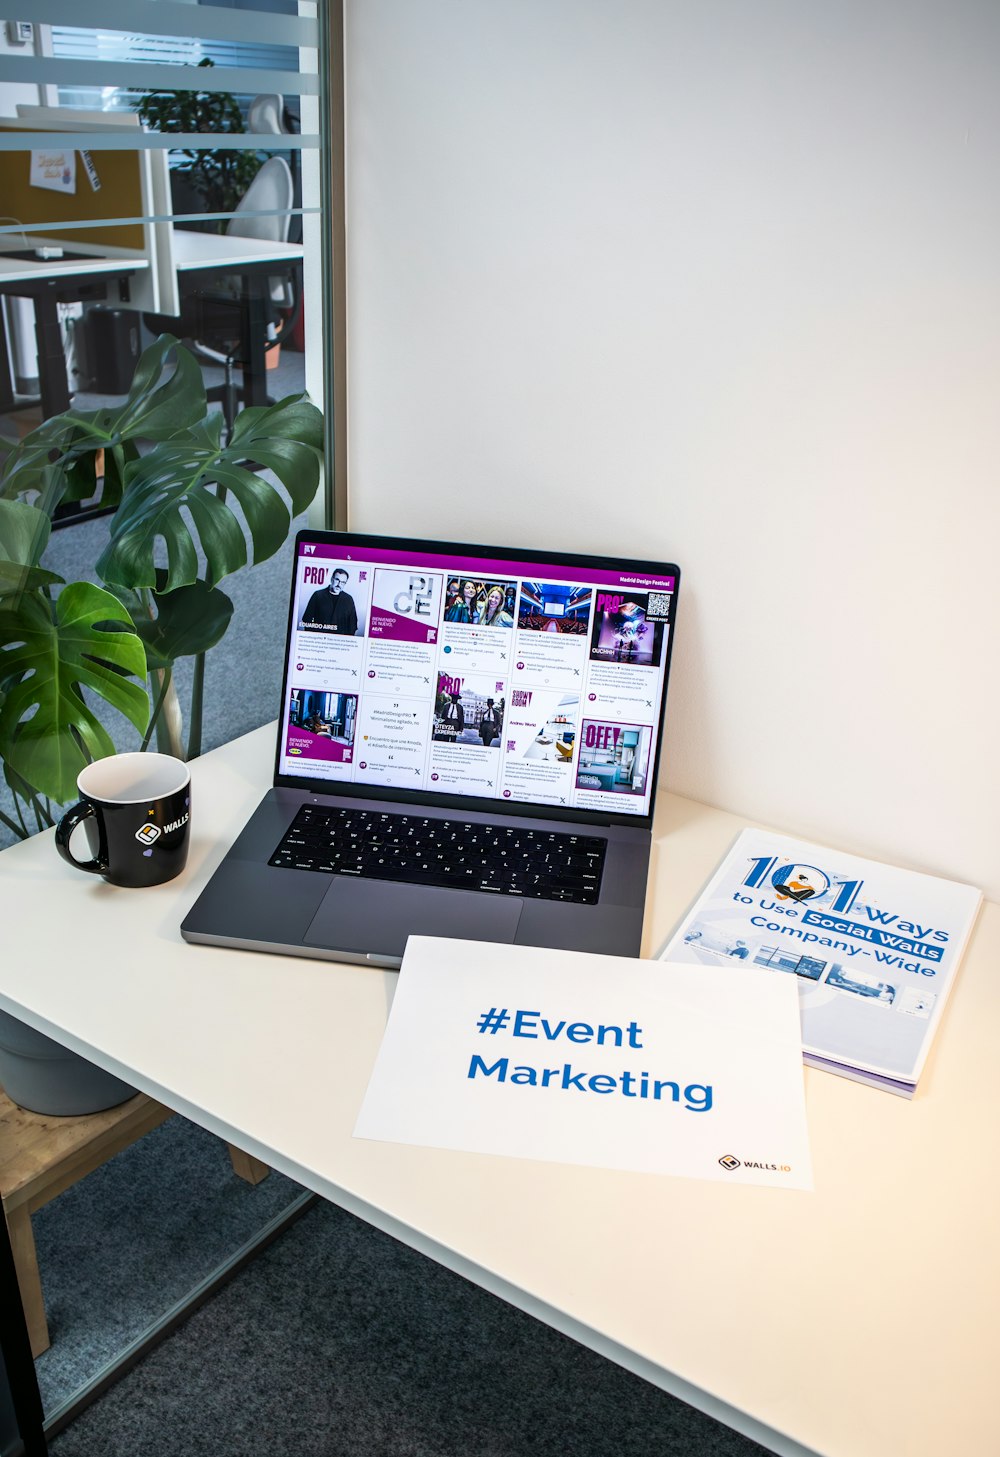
[0,109,169,423]
[0,249,147,418]
[0,232,303,423]
[0,724,996,1457]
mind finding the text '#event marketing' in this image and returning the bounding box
[467,1007,713,1112]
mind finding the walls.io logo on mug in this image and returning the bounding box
[135,823,161,846]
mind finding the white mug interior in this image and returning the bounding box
[77,753,190,804]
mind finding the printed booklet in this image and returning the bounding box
[657,829,982,1096]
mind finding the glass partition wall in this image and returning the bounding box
[0,0,342,519]
[0,1,341,1434]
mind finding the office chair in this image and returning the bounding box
[188,155,298,435]
[247,93,284,135]
[248,92,303,246]
[144,153,299,438]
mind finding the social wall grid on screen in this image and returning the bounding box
[279,543,677,817]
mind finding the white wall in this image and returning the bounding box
[344,0,1000,899]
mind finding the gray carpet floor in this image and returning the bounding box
[32,1117,305,1416]
[47,1190,769,1457]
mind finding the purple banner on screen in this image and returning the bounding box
[299,542,675,595]
[368,607,438,644]
[285,726,353,764]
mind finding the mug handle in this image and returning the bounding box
[54,801,107,875]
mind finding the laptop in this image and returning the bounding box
[181,530,681,966]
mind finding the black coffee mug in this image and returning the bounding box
[55,753,191,888]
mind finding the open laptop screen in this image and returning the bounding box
[275,533,680,821]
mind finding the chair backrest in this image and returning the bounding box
[227,156,295,307]
[226,156,294,246]
[247,93,285,135]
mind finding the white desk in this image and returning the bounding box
[0,229,300,294]
[0,232,302,418]
[0,245,150,417]
[0,725,996,1457]
[171,230,304,275]
[0,249,149,290]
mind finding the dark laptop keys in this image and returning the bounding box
[269,805,607,904]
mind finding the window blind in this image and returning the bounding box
[50,28,302,113]
[0,0,321,202]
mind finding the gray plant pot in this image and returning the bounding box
[0,1010,136,1116]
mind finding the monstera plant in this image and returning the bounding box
[0,334,323,840]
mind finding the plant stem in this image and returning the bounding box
[142,669,174,752]
[155,671,185,758]
[28,793,54,833]
[9,790,30,839]
[154,673,173,754]
[0,806,27,839]
[187,651,205,760]
[137,587,184,759]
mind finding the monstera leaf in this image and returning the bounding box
[0,336,206,511]
[97,396,324,592]
[0,561,63,596]
[96,332,208,441]
[112,574,235,671]
[0,583,148,804]
[0,499,62,599]
[0,498,50,565]
[227,396,325,496]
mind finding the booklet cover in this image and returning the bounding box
[657,830,982,1097]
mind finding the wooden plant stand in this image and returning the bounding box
[0,1087,269,1358]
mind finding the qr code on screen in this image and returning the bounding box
[646,591,672,620]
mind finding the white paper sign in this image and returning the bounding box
[355,937,813,1189]
[30,148,76,194]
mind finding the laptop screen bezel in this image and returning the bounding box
[271,530,681,831]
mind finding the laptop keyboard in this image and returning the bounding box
[269,805,608,904]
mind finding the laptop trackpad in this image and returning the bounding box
[303,880,524,959]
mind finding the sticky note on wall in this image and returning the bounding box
[30,148,76,193]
